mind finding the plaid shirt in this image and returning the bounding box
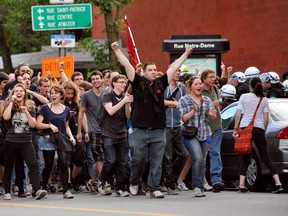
[178,95,213,141]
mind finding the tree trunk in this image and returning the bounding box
[0,24,13,74]
[104,10,119,70]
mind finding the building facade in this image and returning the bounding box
[92,0,288,77]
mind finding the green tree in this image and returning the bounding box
[0,0,50,74]
[0,0,90,74]
[77,0,134,70]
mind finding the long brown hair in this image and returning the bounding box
[5,83,35,111]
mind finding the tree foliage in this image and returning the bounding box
[77,0,134,70]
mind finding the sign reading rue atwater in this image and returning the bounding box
[31,4,92,31]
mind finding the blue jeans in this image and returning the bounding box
[86,143,95,178]
[183,137,209,190]
[209,129,223,185]
[129,128,166,192]
[99,137,128,191]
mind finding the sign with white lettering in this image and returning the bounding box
[50,0,74,4]
[31,4,92,31]
[162,39,230,53]
[51,34,75,48]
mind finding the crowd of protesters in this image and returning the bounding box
[0,42,286,201]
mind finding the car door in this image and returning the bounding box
[220,103,241,179]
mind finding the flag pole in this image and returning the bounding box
[124,15,141,64]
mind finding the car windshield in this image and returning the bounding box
[269,101,288,121]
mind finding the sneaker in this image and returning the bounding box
[63,190,74,199]
[35,190,47,200]
[150,190,164,198]
[114,190,129,197]
[238,187,249,193]
[12,185,18,195]
[86,179,97,193]
[23,188,31,196]
[203,183,213,192]
[272,185,284,194]
[160,185,168,192]
[212,182,225,193]
[129,184,139,196]
[0,184,5,195]
[98,182,112,196]
[4,193,11,200]
[167,187,178,195]
[177,181,189,191]
[194,187,206,197]
[48,183,57,193]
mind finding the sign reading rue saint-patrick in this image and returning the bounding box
[31,4,92,31]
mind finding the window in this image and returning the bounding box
[221,104,238,130]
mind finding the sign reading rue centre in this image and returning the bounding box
[31,4,92,31]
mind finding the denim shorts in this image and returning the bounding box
[38,135,57,151]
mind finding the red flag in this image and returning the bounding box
[124,15,140,69]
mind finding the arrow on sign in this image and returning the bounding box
[39,22,44,28]
[37,8,44,14]
[38,16,44,22]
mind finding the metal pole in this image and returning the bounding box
[60,29,65,57]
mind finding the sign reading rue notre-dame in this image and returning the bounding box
[31,4,92,31]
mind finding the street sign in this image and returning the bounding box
[51,34,75,48]
[42,56,74,79]
[31,4,92,31]
[50,0,74,4]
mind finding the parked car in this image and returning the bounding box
[220,98,288,191]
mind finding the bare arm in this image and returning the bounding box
[234,109,242,130]
[182,104,197,123]
[82,113,89,142]
[111,42,135,82]
[27,90,49,104]
[59,61,68,83]
[2,100,14,120]
[125,103,131,119]
[66,121,76,145]
[104,94,133,116]
[263,112,269,130]
[77,105,87,142]
[21,106,36,128]
[36,114,56,131]
[166,46,193,83]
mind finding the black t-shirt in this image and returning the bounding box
[102,91,127,138]
[266,83,285,98]
[235,83,250,101]
[130,73,168,128]
[64,100,79,135]
[4,107,36,143]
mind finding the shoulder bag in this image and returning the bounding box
[234,97,263,155]
[181,102,201,139]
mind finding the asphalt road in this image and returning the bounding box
[0,190,287,216]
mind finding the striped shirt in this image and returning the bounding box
[178,95,213,141]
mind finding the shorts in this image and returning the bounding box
[89,133,104,161]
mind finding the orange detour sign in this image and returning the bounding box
[42,56,74,79]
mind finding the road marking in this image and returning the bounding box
[0,202,180,216]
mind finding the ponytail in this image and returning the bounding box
[250,77,264,97]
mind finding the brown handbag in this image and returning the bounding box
[234,97,263,155]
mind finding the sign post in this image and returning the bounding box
[31,4,92,31]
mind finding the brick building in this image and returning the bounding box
[92,0,288,78]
